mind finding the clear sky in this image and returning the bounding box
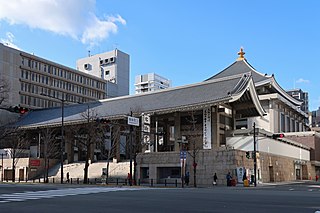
[0,0,319,111]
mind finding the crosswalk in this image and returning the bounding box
[0,187,147,203]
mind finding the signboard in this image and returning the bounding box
[180,151,187,159]
[203,107,212,149]
[143,124,151,133]
[30,159,41,167]
[236,167,245,183]
[143,114,150,124]
[128,116,139,126]
[142,114,151,149]
[143,135,150,143]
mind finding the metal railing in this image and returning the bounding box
[0,177,181,188]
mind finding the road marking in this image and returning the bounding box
[0,187,149,204]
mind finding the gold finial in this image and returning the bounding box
[237,47,245,61]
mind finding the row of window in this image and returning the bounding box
[20,82,101,106]
[20,94,91,108]
[20,70,104,99]
[21,57,104,90]
[280,113,304,132]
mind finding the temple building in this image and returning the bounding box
[6,48,315,185]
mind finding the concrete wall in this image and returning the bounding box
[227,136,310,161]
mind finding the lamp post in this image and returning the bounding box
[41,93,66,184]
[253,122,257,187]
[60,99,65,184]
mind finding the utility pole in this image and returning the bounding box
[129,111,133,186]
[253,122,257,187]
[61,99,65,184]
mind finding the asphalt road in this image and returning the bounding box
[0,182,319,213]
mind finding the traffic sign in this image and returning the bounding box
[127,116,139,126]
[180,151,187,159]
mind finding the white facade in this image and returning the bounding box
[135,73,171,94]
[76,49,130,98]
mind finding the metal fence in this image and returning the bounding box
[0,177,182,188]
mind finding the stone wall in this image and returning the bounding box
[136,147,316,186]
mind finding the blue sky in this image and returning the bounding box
[0,0,319,110]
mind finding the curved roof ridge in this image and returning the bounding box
[270,76,303,106]
[229,72,251,95]
[243,59,272,78]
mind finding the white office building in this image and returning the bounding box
[76,49,130,98]
[135,73,171,94]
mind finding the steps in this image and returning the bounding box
[49,161,131,180]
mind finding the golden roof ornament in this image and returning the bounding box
[237,47,245,61]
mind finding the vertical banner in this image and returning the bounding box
[142,114,151,152]
[203,107,212,149]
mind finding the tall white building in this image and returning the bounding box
[135,73,171,94]
[76,49,130,98]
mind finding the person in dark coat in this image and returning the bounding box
[213,173,218,186]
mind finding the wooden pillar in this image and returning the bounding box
[174,112,181,151]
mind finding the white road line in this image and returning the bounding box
[0,187,149,204]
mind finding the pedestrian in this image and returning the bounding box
[316,175,319,182]
[250,174,254,184]
[226,172,232,186]
[213,173,218,186]
[185,172,190,186]
[242,171,247,181]
[66,172,70,183]
[127,173,132,185]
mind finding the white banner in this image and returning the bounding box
[203,107,212,149]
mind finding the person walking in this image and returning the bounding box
[185,172,190,186]
[66,172,70,183]
[213,173,218,186]
[226,172,232,186]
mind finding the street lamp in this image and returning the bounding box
[177,136,188,188]
[41,93,66,184]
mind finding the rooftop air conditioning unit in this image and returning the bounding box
[84,63,90,70]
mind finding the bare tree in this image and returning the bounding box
[40,127,60,183]
[70,106,104,184]
[1,130,30,181]
[95,122,121,184]
[0,78,9,106]
[184,111,202,187]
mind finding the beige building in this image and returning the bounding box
[0,43,107,110]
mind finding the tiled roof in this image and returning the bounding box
[205,60,271,83]
[15,73,254,128]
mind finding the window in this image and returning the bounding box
[105,70,110,76]
[280,113,285,132]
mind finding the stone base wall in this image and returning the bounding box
[136,148,316,186]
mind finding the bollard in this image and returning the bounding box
[95,178,97,184]
[116,178,119,185]
[77,178,79,184]
[151,179,153,187]
[71,178,73,184]
[53,178,55,183]
[165,179,167,187]
[175,179,177,187]
[39,177,41,183]
[33,179,35,183]
[138,179,141,186]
